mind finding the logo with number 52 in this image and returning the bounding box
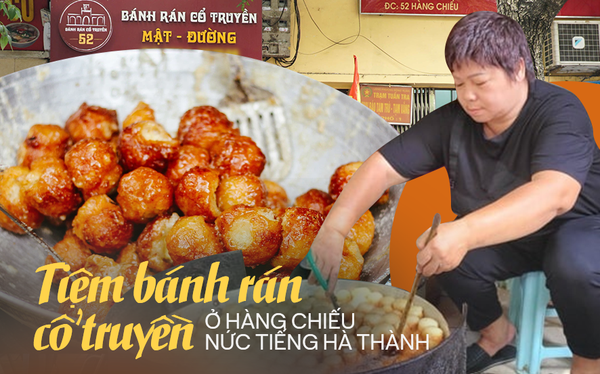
[58,0,113,53]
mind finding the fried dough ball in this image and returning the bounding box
[44,229,92,283]
[123,101,156,129]
[258,267,293,281]
[0,166,44,234]
[392,297,408,312]
[64,139,122,200]
[60,254,139,323]
[136,213,180,272]
[216,206,282,267]
[119,120,179,173]
[210,135,266,178]
[72,194,134,254]
[408,305,424,319]
[404,315,422,336]
[421,326,445,349]
[116,167,173,224]
[65,102,119,143]
[178,105,238,150]
[376,190,390,205]
[338,238,364,280]
[329,162,361,201]
[417,317,439,332]
[117,242,140,266]
[165,145,211,186]
[270,207,324,270]
[348,210,375,256]
[59,282,113,324]
[263,180,289,209]
[17,124,71,168]
[22,157,81,220]
[175,167,221,222]
[84,253,138,292]
[294,189,333,214]
[329,161,389,204]
[166,216,224,266]
[108,134,120,154]
[324,204,375,256]
[216,174,267,211]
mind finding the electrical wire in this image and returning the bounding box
[265,0,442,74]
[271,1,286,28]
[358,35,439,75]
[300,0,360,46]
[273,0,300,67]
[297,0,440,75]
[262,1,292,63]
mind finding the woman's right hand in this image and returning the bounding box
[307,224,346,294]
[307,151,408,293]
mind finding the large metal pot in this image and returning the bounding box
[0,49,402,329]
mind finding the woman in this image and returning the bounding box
[309,11,600,374]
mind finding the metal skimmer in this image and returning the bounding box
[218,57,292,182]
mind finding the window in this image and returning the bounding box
[392,88,456,134]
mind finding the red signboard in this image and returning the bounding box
[0,0,49,51]
[360,84,413,125]
[50,0,262,61]
[360,0,600,17]
[557,0,600,17]
[361,0,494,16]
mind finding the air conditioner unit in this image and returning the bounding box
[546,20,600,75]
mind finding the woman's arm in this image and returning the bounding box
[416,169,582,276]
[310,151,409,292]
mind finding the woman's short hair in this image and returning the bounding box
[445,11,535,83]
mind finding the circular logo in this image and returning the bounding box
[59,0,113,53]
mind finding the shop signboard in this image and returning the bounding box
[558,0,600,17]
[360,84,413,125]
[50,0,262,61]
[0,0,49,51]
[360,0,600,17]
[360,0,494,15]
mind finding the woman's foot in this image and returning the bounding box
[467,344,516,374]
[477,314,516,356]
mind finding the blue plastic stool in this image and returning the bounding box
[508,272,572,374]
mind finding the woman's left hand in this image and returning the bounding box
[415,219,471,277]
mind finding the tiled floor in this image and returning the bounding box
[439,287,573,374]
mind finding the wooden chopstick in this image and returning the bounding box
[397,213,441,336]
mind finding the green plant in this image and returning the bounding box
[237,0,254,12]
[0,0,22,50]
